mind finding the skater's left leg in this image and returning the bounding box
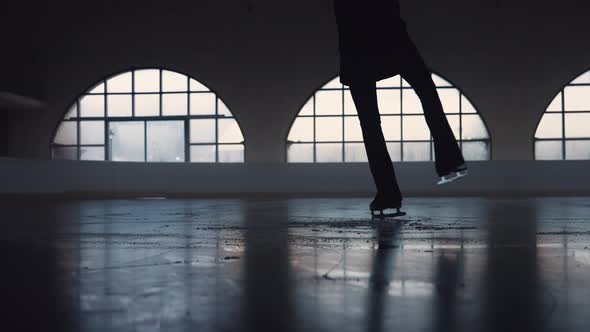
[400,42,465,177]
[349,80,402,205]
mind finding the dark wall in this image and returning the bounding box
[2,0,590,161]
[0,2,46,98]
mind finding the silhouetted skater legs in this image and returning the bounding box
[335,0,466,216]
[399,40,466,179]
[349,81,404,217]
[349,40,466,216]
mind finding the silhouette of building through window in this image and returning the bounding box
[51,69,245,163]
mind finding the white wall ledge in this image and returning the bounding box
[1,159,589,197]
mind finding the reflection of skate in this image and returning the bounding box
[437,164,468,186]
[370,195,406,219]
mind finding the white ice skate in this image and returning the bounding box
[436,165,468,186]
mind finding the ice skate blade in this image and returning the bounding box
[436,170,468,186]
[371,209,407,219]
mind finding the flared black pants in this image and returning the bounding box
[348,41,465,203]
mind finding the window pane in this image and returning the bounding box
[190,119,216,143]
[316,117,342,142]
[377,75,401,88]
[135,94,160,117]
[345,143,367,162]
[462,114,489,140]
[343,90,357,115]
[219,145,244,163]
[535,113,563,139]
[535,141,563,160]
[403,116,430,140]
[190,145,216,163]
[377,89,401,114]
[54,122,77,145]
[80,121,105,145]
[80,147,105,161]
[316,143,343,162]
[162,93,188,116]
[52,147,77,160]
[565,113,590,138]
[462,141,489,161]
[287,143,314,163]
[564,86,590,111]
[461,96,477,114]
[88,83,105,94]
[218,100,232,116]
[402,89,423,114]
[134,69,160,93]
[387,142,402,162]
[107,72,132,93]
[107,95,132,117]
[315,90,342,115]
[403,142,431,161]
[162,70,188,92]
[438,89,459,114]
[344,116,363,141]
[80,95,105,117]
[572,72,590,84]
[299,99,314,116]
[109,122,145,162]
[147,121,185,162]
[382,116,401,141]
[565,140,590,160]
[545,93,562,113]
[219,119,244,143]
[190,79,209,92]
[65,104,77,120]
[432,74,452,87]
[190,93,216,115]
[288,117,314,142]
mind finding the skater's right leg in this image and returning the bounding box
[400,40,465,177]
[349,80,402,207]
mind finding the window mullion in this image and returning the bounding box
[561,89,566,160]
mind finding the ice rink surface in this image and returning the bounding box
[1,197,590,332]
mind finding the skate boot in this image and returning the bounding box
[437,163,468,186]
[370,195,406,219]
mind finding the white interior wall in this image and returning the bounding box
[1,158,589,196]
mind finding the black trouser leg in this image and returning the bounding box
[400,42,465,176]
[349,81,402,203]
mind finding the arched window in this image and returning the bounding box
[51,69,244,163]
[534,70,590,160]
[287,74,491,163]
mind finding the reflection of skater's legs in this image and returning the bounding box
[400,41,465,177]
[349,81,402,208]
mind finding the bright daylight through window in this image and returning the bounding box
[534,70,590,160]
[52,69,244,163]
[287,74,491,163]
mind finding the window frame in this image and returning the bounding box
[50,67,246,163]
[285,73,492,163]
[533,68,590,160]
